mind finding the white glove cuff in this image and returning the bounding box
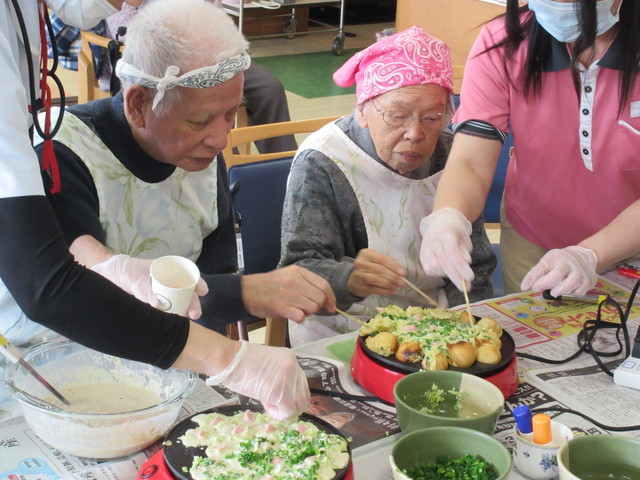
[420,207,472,236]
[205,340,248,386]
[90,254,129,273]
[570,245,598,269]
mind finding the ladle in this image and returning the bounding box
[0,334,71,406]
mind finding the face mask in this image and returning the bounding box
[528,0,622,43]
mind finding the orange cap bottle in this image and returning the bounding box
[532,413,552,445]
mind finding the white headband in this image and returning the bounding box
[115,52,251,110]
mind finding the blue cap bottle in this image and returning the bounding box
[513,405,533,435]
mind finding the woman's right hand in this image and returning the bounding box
[419,207,475,291]
[347,248,406,298]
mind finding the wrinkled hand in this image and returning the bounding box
[91,254,208,319]
[241,265,336,323]
[419,207,474,291]
[347,248,406,298]
[521,246,598,297]
[206,341,309,420]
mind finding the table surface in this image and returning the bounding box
[2,263,640,479]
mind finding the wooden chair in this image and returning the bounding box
[223,116,341,346]
[77,31,122,104]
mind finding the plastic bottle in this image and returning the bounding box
[532,413,552,445]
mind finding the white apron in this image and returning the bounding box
[0,111,219,346]
[289,123,447,347]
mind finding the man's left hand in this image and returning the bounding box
[241,266,336,323]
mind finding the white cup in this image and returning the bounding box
[512,420,574,479]
[150,256,200,316]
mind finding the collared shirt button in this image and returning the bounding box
[582,130,589,137]
[583,148,589,155]
[582,108,589,115]
[585,86,593,93]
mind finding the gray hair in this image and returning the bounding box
[120,0,249,115]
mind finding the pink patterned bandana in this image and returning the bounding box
[333,26,453,105]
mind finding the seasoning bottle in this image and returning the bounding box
[532,413,552,445]
[513,405,533,437]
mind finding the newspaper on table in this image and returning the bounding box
[467,265,640,445]
[0,352,399,479]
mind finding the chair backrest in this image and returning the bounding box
[224,116,340,346]
[229,157,294,274]
[222,116,341,165]
[224,116,340,273]
[452,94,510,225]
[78,31,123,104]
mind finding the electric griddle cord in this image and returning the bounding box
[10,0,65,193]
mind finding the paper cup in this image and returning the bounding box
[512,420,574,479]
[150,256,200,316]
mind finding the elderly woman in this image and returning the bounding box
[279,26,497,347]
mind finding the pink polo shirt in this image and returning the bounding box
[454,15,640,250]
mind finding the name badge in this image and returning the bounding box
[631,101,640,118]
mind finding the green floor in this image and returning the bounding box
[253,48,359,99]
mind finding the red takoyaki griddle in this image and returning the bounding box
[351,330,519,404]
[137,405,354,480]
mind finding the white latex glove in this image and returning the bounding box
[521,246,598,297]
[91,254,208,319]
[206,341,310,420]
[419,207,475,292]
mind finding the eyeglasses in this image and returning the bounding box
[370,98,452,131]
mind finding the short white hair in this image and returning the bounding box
[121,0,249,114]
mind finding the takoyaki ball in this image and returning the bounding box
[476,342,502,364]
[422,351,449,371]
[447,340,477,368]
[458,310,476,325]
[365,331,399,357]
[487,330,502,349]
[477,317,503,337]
[395,341,423,363]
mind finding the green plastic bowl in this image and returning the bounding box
[558,434,640,479]
[390,426,512,480]
[394,370,504,435]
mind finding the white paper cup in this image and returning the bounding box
[150,256,200,316]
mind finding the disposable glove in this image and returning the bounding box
[91,254,208,319]
[206,341,310,420]
[521,246,598,297]
[419,207,475,292]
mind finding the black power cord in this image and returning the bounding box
[528,407,640,432]
[513,278,640,431]
[516,279,640,377]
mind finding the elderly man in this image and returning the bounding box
[34,0,335,335]
[279,26,496,347]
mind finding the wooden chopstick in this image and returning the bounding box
[402,277,441,308]
[460,275,474,324]
[335,307,365,326]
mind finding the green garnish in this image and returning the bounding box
[419,384,467,414]
[400,453,498,480]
